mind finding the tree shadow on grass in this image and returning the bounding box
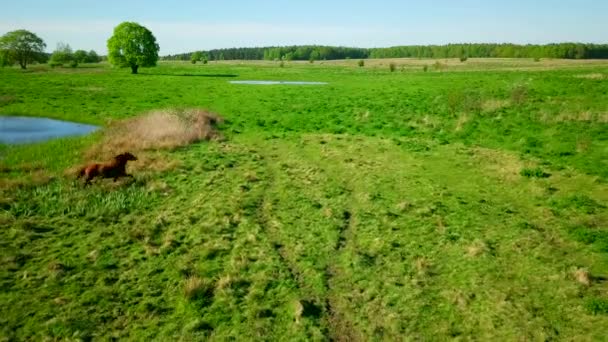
[139,73,239,78]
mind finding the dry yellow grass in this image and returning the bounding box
[482,99,510,112]
[0,168,54,191]
[574,73,606,80]
[183,276,214,300]
[573,268,591,286]
[87,108,224,159]
[184,276,204,299]
[553,111,608,123]
[470,147,525,182]
[454,114,470,131]
[466,240,488,257]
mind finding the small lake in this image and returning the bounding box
[230,80,327,85]
[0,116,99,144]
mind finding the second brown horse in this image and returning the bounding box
[77,152,138,185]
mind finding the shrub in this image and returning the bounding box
[279,61,285,68]
[85,108,224,159]
[585,298,608,315]
[433,61,446,71]
[86,50,101,63]
[389,63,396,72]
[202,58,208,64]
[533,57,541,62]
[49,42,77,68]
[358,59,365,67]
[460,56,468,62]
[423,65,428,72]
[520,167,551,178]
[510,84,528,105]
[183,276,214,302]
[447,90,482,114]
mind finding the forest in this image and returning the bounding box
[163,43,608,61]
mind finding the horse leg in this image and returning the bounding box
[83,169,95,186]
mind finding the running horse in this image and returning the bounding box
[77,152,138,185]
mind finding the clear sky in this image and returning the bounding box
[0,0,606,55]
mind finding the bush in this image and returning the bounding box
[389,63,396,72]
[460,56,468,62]
[73,50,88,63]
[86,50,101,63]
[49,42,77,68]
[585,298,608,315]
[433,61,446,71]
[447,90,482,114]
[423,65,428,72]
[191,59,197,64]
[520,167,551,178]
[202,58,208,64]
[358,59,364,67]
[279,61,285,68]
[510,84,528,105]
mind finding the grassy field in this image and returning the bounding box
[1,59,607,340]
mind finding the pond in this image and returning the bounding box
[230,80,327,85]
[0,116,99,144]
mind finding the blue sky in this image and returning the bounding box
[1,0,606,55]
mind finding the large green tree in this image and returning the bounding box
[0,29,46,69]
[107,22,159,74]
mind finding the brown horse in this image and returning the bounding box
[77,152,138,185]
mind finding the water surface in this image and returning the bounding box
[0,116,98,144]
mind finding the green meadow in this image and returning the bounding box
[1,59,607,340]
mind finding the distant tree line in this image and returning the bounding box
[263,46,368,61]
[368,43,608,59]
[165,43,608,61]
[164,45,368,61]
[163,47,266,61]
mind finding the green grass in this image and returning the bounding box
[1,60,608,340]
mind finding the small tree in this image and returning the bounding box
[191,51,203,64]
[0,29,46,69]
[49,43,77,67]
[389,62,396,72]
[358,59,365,67]
[73,49,88,63]
[107,22,159,74]
[86,50,101,63]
